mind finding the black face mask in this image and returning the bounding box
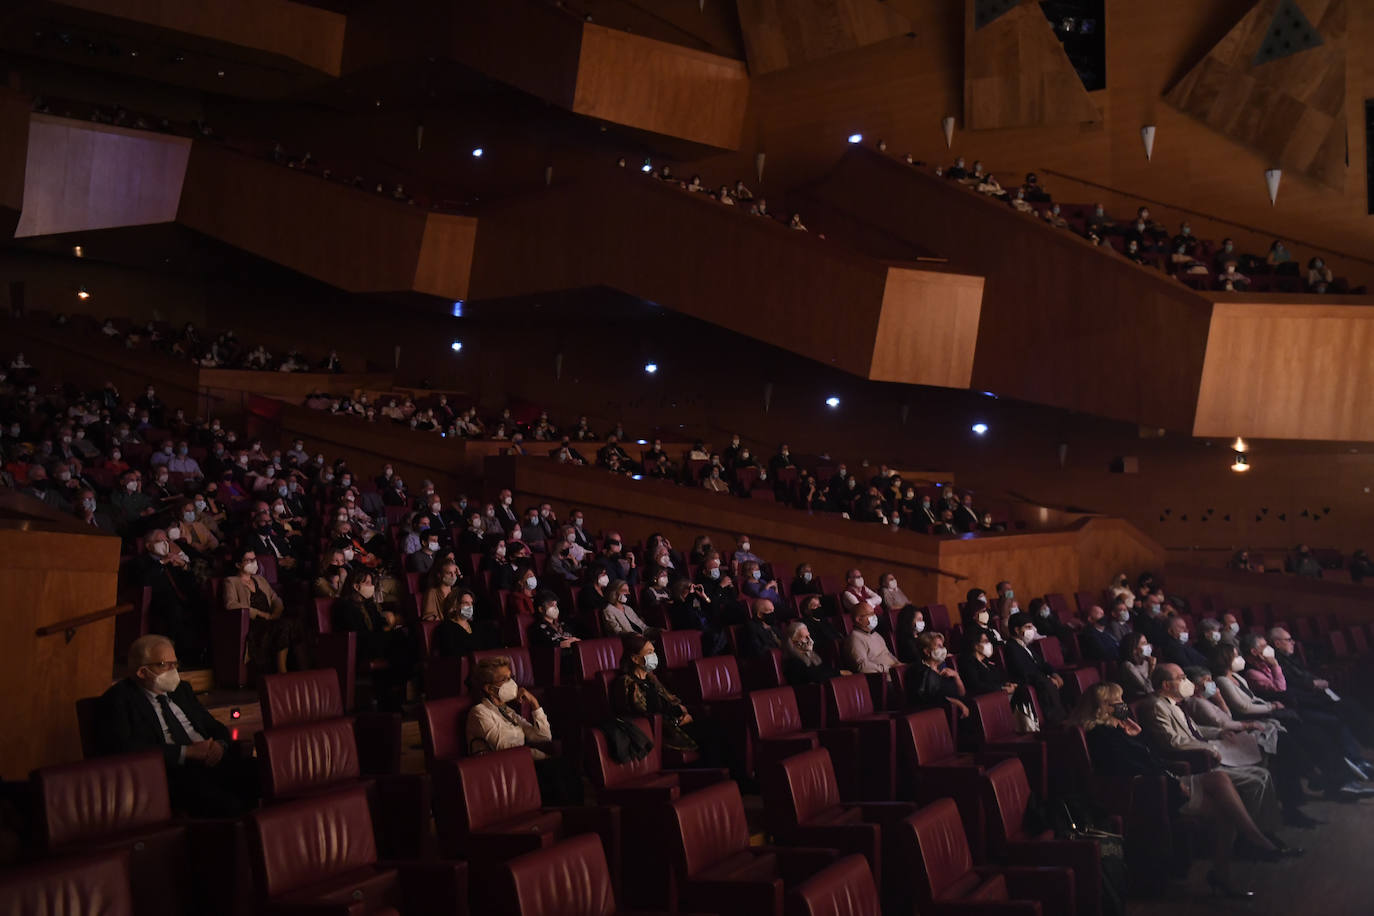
[1111,702,1131,721]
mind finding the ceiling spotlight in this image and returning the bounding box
[971,422,989,435]
[1231,453,1250,473]
[1232,437,1248,454]
[471,147,483,158]
[216,70,225,77]
[643,362,658,374]
[636,439,648,445]
[76,287,91,300]
[847,133,863,144]
[450,341,463,352]
[72,245,83,258]
[641,161,653,173]
[451,300,464,317]
[825,396,841,408]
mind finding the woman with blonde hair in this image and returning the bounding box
[1069,682,1285,897]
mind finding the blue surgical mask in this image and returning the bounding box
[1203,680,1218,698]
[709,568,720,580]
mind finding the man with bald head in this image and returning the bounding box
[741,598,783,657]
[96,635,258,817]
[1269,627,1374,761]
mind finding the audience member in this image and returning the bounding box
[467,655,580,804]
[844,605,900,675]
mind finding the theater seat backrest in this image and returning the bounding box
[790,854,880,916]
[502,833,616,916]
[421,695,475,766]
[573,638,623,682]
[972,692,1018,742]
[900,708,956,764]
[778,748,842,827]
[35,751,170,850]
[261,669,344,729]
[256,718,360,799]
[0,851,133,916]
[694,656,742,701]
[828,674,874,722]
[1038,636,1066,668]
[250,787,377,900]
[984,758,1034,848]
[660,629,702,669]
[924,604,951,633]
[905,799,982,901]
[473,647,537,687]
[1071,667,1101,696]
[670,780,750,878]
[750,686,803,739]
[457,747,542,832]
[588,716,663,789]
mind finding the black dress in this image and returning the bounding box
[906,664,961,709]
[244,580,303,669]
[958,653,1011,696]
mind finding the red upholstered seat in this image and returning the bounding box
[32,751,189,914]
[749,685,860,798]
[248,786,467,915]
[495,834,620,916]
[261,668,402,776]
[668,780,839,916]
[893,708,992,858]
[825,675,895,800]
[762,748,917,898]
[420,695,476,768]
[255,717,430,860]
[681,655,750,771]
[970,691,1048,798]
[0,851,134,916]
[786,854,881,916]
[896,798,1075,915]
[983,759,1102,916]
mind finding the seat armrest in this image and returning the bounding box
[680,878,781,916]
[755,845,841,886]
[553,803,621,885]
[998,866,1076,916]
[354,711,402,775]
[669,766,731,793]
[390,860,469,916]
[1006,840,1100,914]
[1159,748,1214,773]
[853,800,921,828]
[599,784,681,807]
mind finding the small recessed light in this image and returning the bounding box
[847,133,863,144]
[450,341,463,352]
[644,362,658,374]
[1231,454,1250,473]
[73,245,83,258]
[76,287,91,300]
[451,300,464,317]
[641,161,653,173]
[216,70,225,77]
[471,147,483,158]
[825,396,841,408]
[636,439,648,445]
[971,422,989,435]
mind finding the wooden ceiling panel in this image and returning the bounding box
[735,0,911,75]
[1164,0,1346,187]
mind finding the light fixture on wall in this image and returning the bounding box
[76,287,90,300]
[825,396,841,408]
[1232,437,1248,453]
[72,245,84,258]
[847,133,863,144]
[450,341,463,352]
[1231,453,1250,473]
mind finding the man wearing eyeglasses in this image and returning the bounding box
[96,634,258,816]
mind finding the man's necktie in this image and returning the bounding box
[157,695,193,745]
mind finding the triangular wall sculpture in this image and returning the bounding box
[1164,0,1346,188]
[963,0,1101,130]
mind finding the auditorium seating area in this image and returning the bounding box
[6,344,1374,912]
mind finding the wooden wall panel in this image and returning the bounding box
[0,86,29,238]
[15,115,190,238]
[735,0,911,75]
[572,24,749,150]
[176,142,434,295]
[1164,0,1347,187]
[799,150,1213,431]
[413,212,478,301]
[0,508,121,777]
[869,267,983,387]
[51,0,346,75]
[1166,562,1374,624]
[1193,300,1374,440]
[963,0,1101,130]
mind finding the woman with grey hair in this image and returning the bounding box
[781,620,844,687]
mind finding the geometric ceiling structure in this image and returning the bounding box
[963,0,1102,130]
[735,0,913,75]
[1165,0,1346,188]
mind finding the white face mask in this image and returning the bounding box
[1021,627,1038,643]
[441,574,457,586]
[152,541,170,557]
[641,652,659,672]
[126,481,139,492]
[1117,610,1131,622]
[931,647,948,662]
[1177,632,1189,644]
[802,572,812,582]
[459,604,474,620]
[1231,655,1246,672]
[1141,644,1153,658]
[152,668,180,693]
[976,611,990,626]
[1177,678,1195,699]
[544,606,560,621]
[978,595,988,605]
[752,570,762,580]
[243,560,259,575]
[708,568,720,580]
[1261,646,1276,660]
[865,616,879,632]
[1038,606,1051,618]
[526,576,538,590]
[497,679,519,704]
[981,642,995,658]
[1207,631,1220,643]
[597,574,609,588]
[914,620,926,633]
[166,527,181,541]
[852,577,864,589]
[343,548,355,561]
[1228,622,1240,634]
[656,576,668,588]
[427,540,440,552]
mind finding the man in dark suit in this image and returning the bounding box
[494,489,519,535]
[1158,616,1209,668]
[96,635,258,817]
[954,494,980,533]
[1003,612,1066,726]
[1081,605,1121,662]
